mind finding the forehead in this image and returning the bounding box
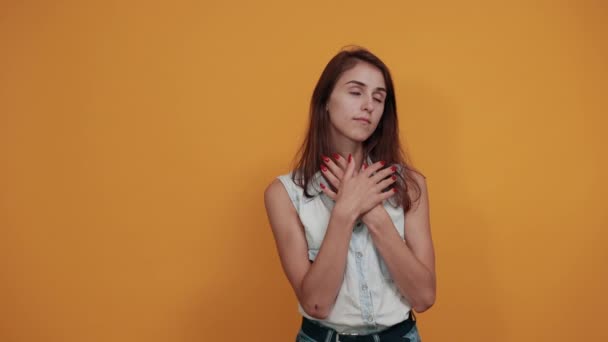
[337,61,386,89]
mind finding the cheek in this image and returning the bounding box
[333,93,358,110]
[328,103,353,121]
[373,109,384,123]
[329,112,350,128]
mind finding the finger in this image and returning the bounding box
[374,174,397,192]
[344,153,355,178]
[320,164,341,189]
[376,186,397,203]
[331,152,348,172]
[319,182,337,200]
[363,160,387,177]
[322,154,345,180]
[354,161,366,177]
[382,187,398,200]
[370,164,398,184]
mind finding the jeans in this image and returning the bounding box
[295,317,421,342]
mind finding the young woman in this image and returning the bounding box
[264,46,436,342]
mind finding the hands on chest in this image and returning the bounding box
[318,152,399,224]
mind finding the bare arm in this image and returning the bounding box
[362,172,436,312]
[264,179,357,319]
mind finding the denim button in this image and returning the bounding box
[356,252,363,258]
[362,284,368,291]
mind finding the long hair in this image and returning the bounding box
[291,45,422,213]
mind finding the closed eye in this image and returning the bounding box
[350,91,383,103]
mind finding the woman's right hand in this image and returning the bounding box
[320,154,397,218]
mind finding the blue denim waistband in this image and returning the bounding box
[300,315,416,342]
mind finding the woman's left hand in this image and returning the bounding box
[320,153,389,219]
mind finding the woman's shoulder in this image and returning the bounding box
[265,169,321,205]
[406,168,426,184]
[271,170,299,189]
[265,170,301,199]
[264,170,310,215]
[402,167,428,206]
[271,168,310,187]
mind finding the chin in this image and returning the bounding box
[349,133,373,142]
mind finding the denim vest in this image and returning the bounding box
[276,159,412,334]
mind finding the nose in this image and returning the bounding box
[361,94,375,113]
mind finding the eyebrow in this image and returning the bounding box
[345,80,387,93]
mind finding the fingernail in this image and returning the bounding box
[391,175,396,180]
[392,188,397,193]
[363,162,367,169]
[321,165,327,172]
[391,166,397,172]
[380,161,386,166]
[332,153,340,160]
[348,154,352,163]
[320,183,326,189]
[322,155,330,163]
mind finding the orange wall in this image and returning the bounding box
[1,1,606,341]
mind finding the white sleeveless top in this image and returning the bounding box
[276,160,412,334]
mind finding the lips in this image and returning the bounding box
[354,118,371,124]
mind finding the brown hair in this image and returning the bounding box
[291,45,422,213]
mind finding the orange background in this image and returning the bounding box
[1,1,606,341]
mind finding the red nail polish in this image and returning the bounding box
[363,162,367,169]
[322,155,330,163]
[321,165,327,172]
[320,183,326,189]
[391,175,396,180]
[391,166,397,172]
[392,188,397,193]
[332,153,340,160]
[348,154,352,162]
[380,161,386,166]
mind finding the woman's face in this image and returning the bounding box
[326,61,387,144]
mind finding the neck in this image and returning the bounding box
[330,135,366,171]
